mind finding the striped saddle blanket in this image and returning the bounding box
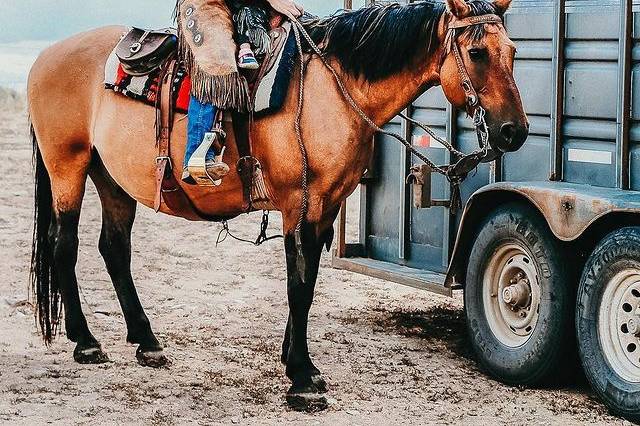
[104,51,191,113]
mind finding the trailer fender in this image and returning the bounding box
[445,181,640,288]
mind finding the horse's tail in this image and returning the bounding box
[30,124,60,344]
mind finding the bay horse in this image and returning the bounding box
[28,0,527,409]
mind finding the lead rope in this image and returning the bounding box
[291,21,310,279]
[399,111,465,158]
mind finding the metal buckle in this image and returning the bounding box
[130,42,142,54]
[211,127,227,140]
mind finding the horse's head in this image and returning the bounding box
[439,0,528,154]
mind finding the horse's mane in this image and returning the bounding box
[302,1,498,81]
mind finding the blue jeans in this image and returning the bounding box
[185,96,217,167]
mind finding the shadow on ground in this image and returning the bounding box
[348,301,593,391]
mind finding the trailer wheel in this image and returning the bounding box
[577,227,640,422]
[464,203,574,385]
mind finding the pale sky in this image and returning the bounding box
[0,0,359,89]
[0,0,350,43]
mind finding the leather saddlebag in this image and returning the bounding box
[116,27,178,76]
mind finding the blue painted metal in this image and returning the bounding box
[335,0,640,293]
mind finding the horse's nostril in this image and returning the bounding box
[500,122,516,141]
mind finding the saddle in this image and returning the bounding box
[153,60,275,220]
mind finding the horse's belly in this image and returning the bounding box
[92,92,245,217]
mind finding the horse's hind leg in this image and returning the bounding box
[42,145,109,363]
[89,154,168,368]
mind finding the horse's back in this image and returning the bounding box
[28,26,126,145]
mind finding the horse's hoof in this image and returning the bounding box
[136,347,170,368]
[311,375,328,393]
[73,344,110,364]
[286,384,329,412]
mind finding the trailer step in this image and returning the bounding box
[332,256,451,297]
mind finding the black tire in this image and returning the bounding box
[577,227,640,423]
[464,202,575,385]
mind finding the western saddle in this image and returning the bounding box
[114,27,275,220]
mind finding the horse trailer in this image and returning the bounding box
[332,0,640,421]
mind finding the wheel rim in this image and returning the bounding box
[482,243,541,348]
[598,269,640,383]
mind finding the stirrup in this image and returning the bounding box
[185,131,228,187]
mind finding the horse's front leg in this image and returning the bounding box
[282,220,333,411]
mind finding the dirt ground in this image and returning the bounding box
[0,100,630,425]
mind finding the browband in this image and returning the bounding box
[448,14,503,30]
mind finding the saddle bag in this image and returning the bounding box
[115,27,178,76]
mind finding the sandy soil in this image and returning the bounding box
[0,100,630,425]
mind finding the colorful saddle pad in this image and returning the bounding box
[104,50,191,113]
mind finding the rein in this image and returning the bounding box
[289,12,502,176]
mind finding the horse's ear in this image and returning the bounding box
[493,0,513,15]
[446,0,471,18]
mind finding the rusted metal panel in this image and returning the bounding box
[332,256,452,297]
[444,182,640,288]
[550,0,565,181]
[471,182,640,241]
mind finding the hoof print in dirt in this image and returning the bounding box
[136,348,171,368]
[73,345,110,364]
[286,392,329,412]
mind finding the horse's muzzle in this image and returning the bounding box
[494,121,529,153]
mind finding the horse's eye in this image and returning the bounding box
[468,48,487,62]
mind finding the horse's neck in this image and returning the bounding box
[343,52,442,127]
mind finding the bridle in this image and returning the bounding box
[443,13,505,176]
[447,14,503,115]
